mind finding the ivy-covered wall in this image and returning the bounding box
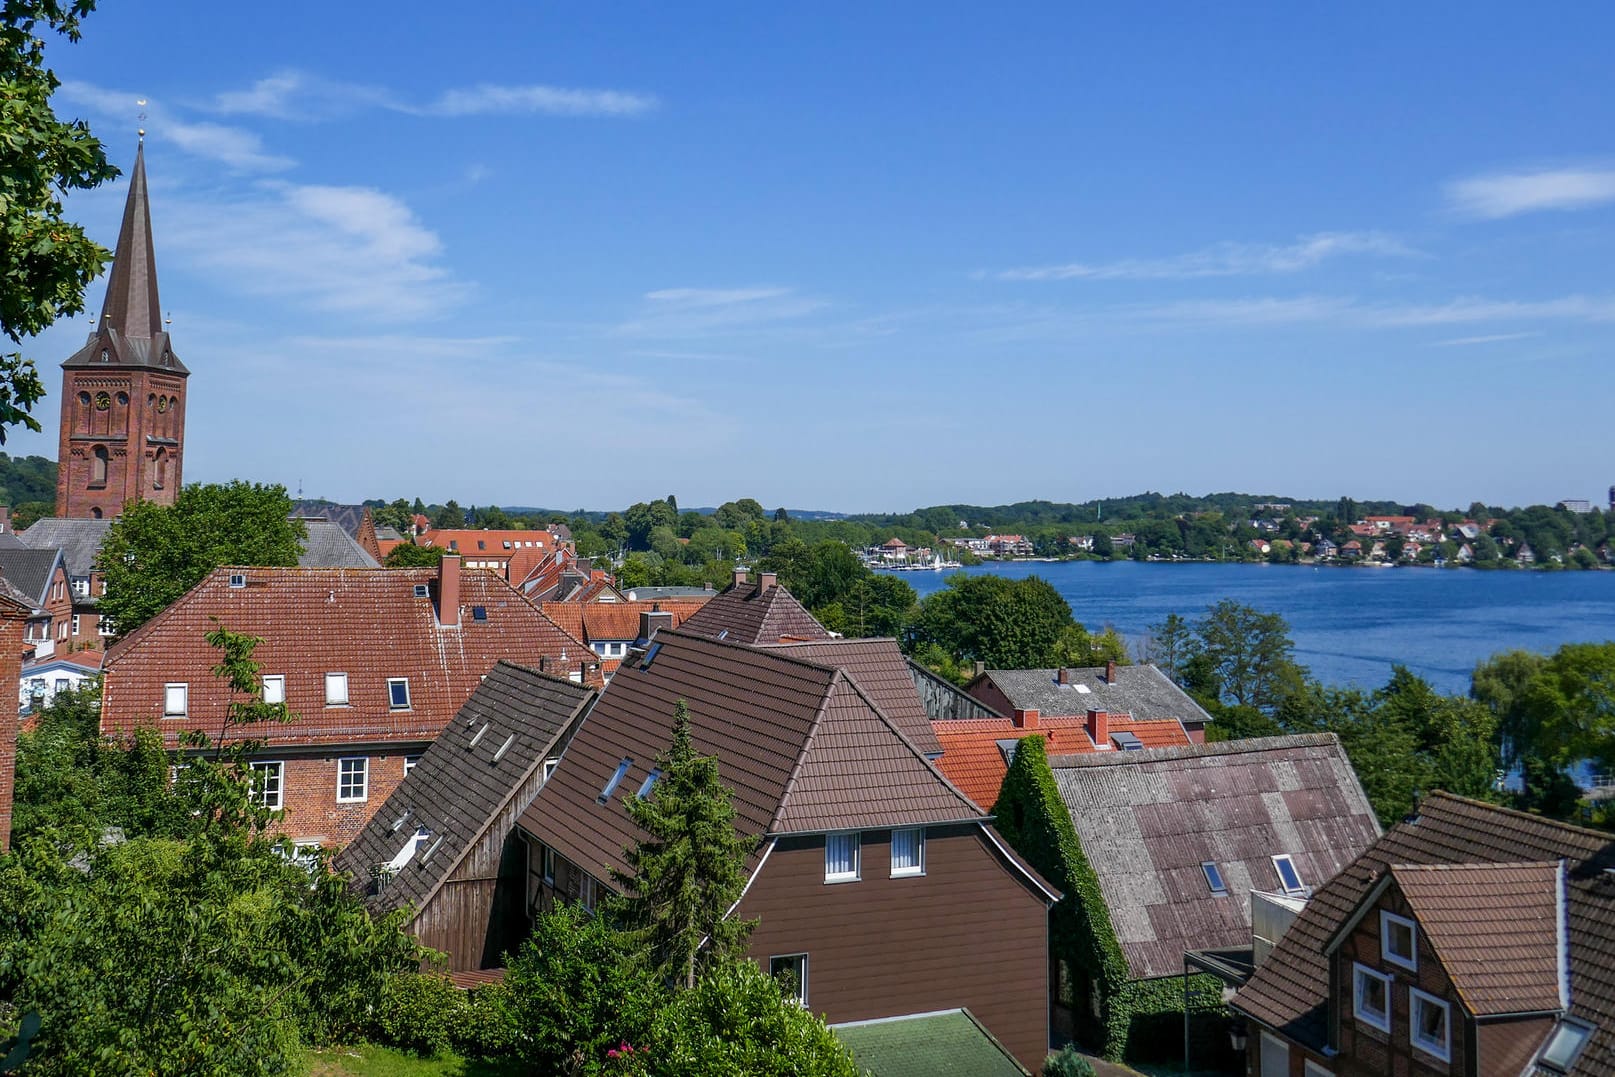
[993,737,1232,1063]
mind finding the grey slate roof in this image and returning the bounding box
[622,585,716,601]
[290,501,369,539]
[969,663,1213,726]
[296,521,378,568]
[1050,733,1380,981]
[334,661,597,917]
[0,532,25,550]
[19,518,112,577]
[0,547,61,605]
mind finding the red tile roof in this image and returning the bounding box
[538,599,711,644]
[931,716,1191,810]
[417,529,560,556]
[101,565,597,748]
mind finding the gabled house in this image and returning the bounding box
[965,661,1215,743]
[289,501,383,564]
[676,569,833,645]
[334,661,596,977]
[17,517,113,648]
[538,600,710,678]
[1516,541,1538,566]
[1233,792,1615,1077]
[516,629,1059,1069]
[1314,538,1338,560]
[0,548,73,656]
[20,649,103,715]
[993,734,1380,1061]
[418,528,563,580]
[98,556,598,847]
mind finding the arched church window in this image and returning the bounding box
[91,446,109,485]
[116,392,128,406]
[147,393,156,407]
[91,508,102,520]
[78,392,90,407]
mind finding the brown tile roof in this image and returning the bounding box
[677,579,832,646]
[516,630,983,888]
[931,716,1191,810]
[1233,793,1615,1074]
[760,637,943,757]
[101,565,597,748]
[1387,862,1564,1015]
[334,661,596,919]
[1050,734,1381,980]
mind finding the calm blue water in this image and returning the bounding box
[884,561,1615,694]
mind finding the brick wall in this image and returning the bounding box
[259,748,424,849]
[0,613,26,851]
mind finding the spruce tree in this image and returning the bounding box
[612,700,757,989]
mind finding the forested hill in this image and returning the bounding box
[0,452,58,525]
[844,493,1432,531]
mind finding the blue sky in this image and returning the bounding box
[17,4,1615,512]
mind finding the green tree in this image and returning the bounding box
[95,481,305,636]
[612,701,757,990]
[383,542,445,567]
[432,499,464,528]
[909,573,1074,669]
[0,1,119,441]
[1144,612,1195,685]
[1193,600,1304,713]
[648,960,860,1077]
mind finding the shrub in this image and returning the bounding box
[373,972,467,1058]
[455,979,526,1060]
[1044,1044,1096,1077]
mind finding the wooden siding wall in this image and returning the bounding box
[740,824,1050,1071]
[412,767,548,972]
[912,664,1001,721]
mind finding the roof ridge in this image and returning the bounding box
[1050,731,1340,767]
[831,669,984,819]
[1423,789,1615,844]
[1392,860,1562,874]
[769,670,838,834]
[659,627,848,679]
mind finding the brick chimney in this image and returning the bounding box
[732,568,749,588]
[1105,660,1118,683]
[757,571,777,592]
[0,506,10,534]
[973,660,986,678]
[0,606,25,851]
[1056,668,1071,685]
[439,554,461,627]
[1087,708,1109,747]
[1012,708,1040,729]
[639,610,673,641]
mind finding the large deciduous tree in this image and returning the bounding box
[96,480,305,636]
[611,701,756,990]
[909,573,1074,670]
[0,0,119,441]
[1193,599,1304,713]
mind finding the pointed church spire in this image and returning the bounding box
[99,141,162,341]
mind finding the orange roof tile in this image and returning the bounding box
[931,716,1191,810]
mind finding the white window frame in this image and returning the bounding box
[1409,987,1451,1062]
[337,756,369,802]
[1271,853,1306,896]
[324,671,349,706]
[387,677,411,710]
[542,845,556,886]
[1303,1062,1334,1077]
[98,616,114,637]
[1380,910,1418,971]
[261,674,285,705]
[250,760,285,810]
[825,832,860,883]
[404,754,421,774]
[1352,962,1392,1034]
[543,757,560,783]
[890,828,925,877]
[70,614,80,636]
[163,682,188,718]
[769,953,809,1006]
[580,874,598,911]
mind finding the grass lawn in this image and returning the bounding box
[303,1045,528,1077]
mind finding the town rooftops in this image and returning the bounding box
[967,663,1214,728]
[17,517,111,578]
[516,629,984,886]
[675,570,832,646]
[100,560,596,748]
[419,528,558,555]
[931,713,1191,811]
[0,547,62,606]
[539,599,711,646]
[834,1009,1029,1077]
[1234,793,1615,1072]
[297,520,379,568]
[1050,733,1380,981]
[335,661,596,919]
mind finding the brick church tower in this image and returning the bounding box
[54,141,189,519]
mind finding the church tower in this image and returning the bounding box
[54,141,189,519]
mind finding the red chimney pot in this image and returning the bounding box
[1013,708,1040,729]
[1087,708,1109,746]
[439,554,461,627]
[1105,660,1118,683]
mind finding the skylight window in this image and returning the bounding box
[1201,861,1228,896]
[637,768,662,798]
[1074,683,1091,694]
[598,759,633,804]
[1111,731,1144,751]
[492,733,517,763]
[472,606,487,622]
[1272,854,1306,895]
[413,584,429,598]
[1538,1018,1595,1072]
[642,642,662,668]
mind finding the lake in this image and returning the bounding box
[882,561,1615,694]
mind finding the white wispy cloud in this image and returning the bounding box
[615,287,828,336]
[206,69,658,121]
[1433,332,1541,347]
[164,182,467,321]
[1119,293,1615,330]
[991,232,1416,282]
[1447,167,1615,218]
[60,81,294,171]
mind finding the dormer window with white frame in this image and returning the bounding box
[163,682,188,717]
[325,672,349,706]
[1380,910,1417,971]
[262,675,285,705]
[228,573,247,589]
